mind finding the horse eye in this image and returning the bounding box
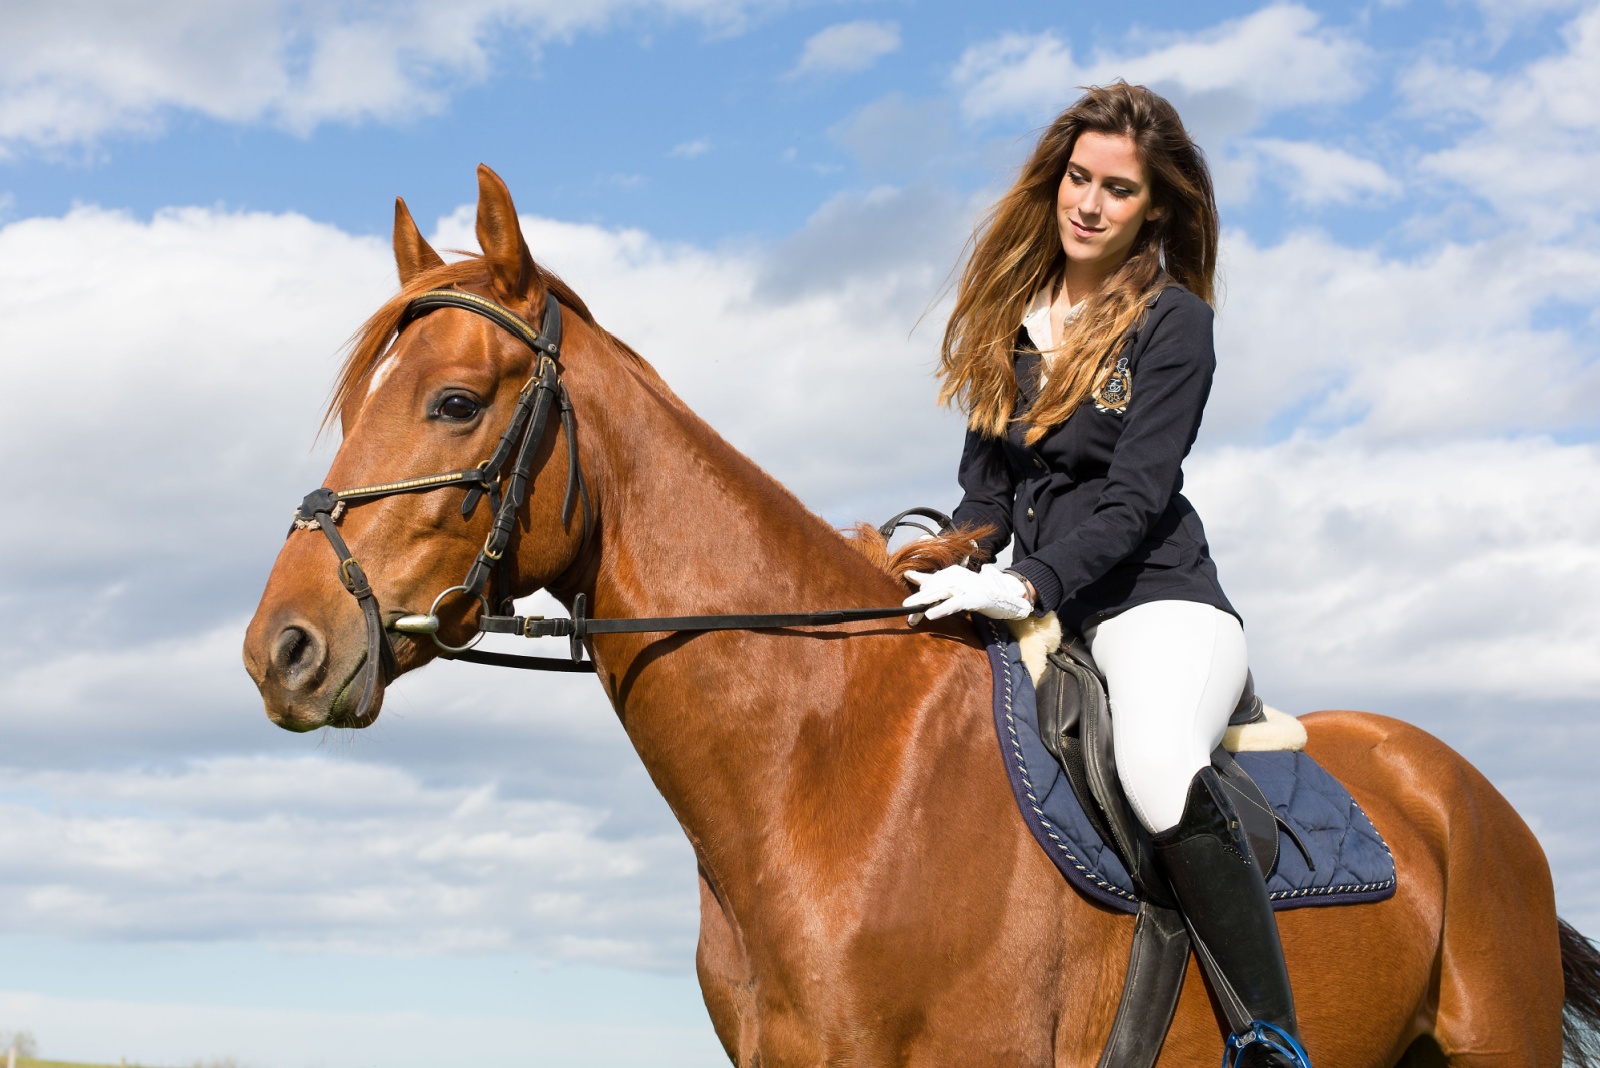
[438,394,480,421]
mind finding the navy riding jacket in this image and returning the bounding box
[950,284,1237,634]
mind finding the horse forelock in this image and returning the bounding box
[324,253,661,431]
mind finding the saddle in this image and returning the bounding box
[1034,638,1311,1068]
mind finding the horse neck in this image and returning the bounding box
[566,344,898,639]
[553,338,928,864]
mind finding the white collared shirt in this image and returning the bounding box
[1023,285,1083,387]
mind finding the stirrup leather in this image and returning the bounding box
[1222,1021,1312,1068]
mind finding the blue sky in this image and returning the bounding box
[2,2,1599,1065]
[5,0,1582,248]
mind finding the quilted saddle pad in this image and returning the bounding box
[983,621,1398,914]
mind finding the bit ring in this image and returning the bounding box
[427,585,489,653]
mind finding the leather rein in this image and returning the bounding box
[290,288,927,723]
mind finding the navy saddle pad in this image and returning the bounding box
[983,622,1397,913]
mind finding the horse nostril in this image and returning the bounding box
[274,624,326,689]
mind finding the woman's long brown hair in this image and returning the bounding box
[938,82,1218,443]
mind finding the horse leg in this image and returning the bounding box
[1164,713,1567,1068]
[696,864,755,1066]
[1397,730,1564,1066]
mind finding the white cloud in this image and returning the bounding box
[1209,227,1600,443]
[0,755,695,962]
[1244,138,1400,205]
[0,0,761,152]
[0,205,390,645]
[1192,436,1600,705]
[668,136,711,159]
[1470,0,1593,39]
[951,6,1367,128]
[788,19,901,78]
[827,94,956,174]
[1406,3,1600,229]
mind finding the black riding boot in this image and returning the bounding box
[1152,766,1309,1067]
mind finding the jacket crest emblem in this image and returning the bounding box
[1093,356,1132,414]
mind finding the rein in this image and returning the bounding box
[290,289,935,720]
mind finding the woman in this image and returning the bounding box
[902,83,1308,1068]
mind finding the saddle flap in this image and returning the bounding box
[1036,645,1095,744]
[1036,640,1171,906]
[1080,673,1169,905]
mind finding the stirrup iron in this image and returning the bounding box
[1222,1020,1312,1068]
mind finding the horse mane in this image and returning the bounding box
[324,253,664,430]
[843,523,995,587]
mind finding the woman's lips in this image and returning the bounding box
[1069,218,1103,238]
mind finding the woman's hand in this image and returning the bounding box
[903,564,1034,623]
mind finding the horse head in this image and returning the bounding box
[243,165,609,731]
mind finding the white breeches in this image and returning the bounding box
[1084,600,1249,835]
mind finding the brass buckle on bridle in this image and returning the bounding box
[338,557,369,595]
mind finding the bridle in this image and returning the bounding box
[290,288,928,724]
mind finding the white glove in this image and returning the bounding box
[903,564,1034,624]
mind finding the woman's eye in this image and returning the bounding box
[438,394,480,421]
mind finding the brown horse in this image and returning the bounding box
[243,166,1600,1067]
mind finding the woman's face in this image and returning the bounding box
[1056,131,1161,278]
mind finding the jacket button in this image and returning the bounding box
[1026,508,1035,519]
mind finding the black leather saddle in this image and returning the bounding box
[1034,638,1305,1068]
[1036,638,1283,906]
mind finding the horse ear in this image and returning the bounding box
[393,197,444,285]
[474,164,538,303]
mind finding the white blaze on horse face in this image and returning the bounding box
[366,354,397,398]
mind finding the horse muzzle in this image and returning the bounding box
[243,610,386,731]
